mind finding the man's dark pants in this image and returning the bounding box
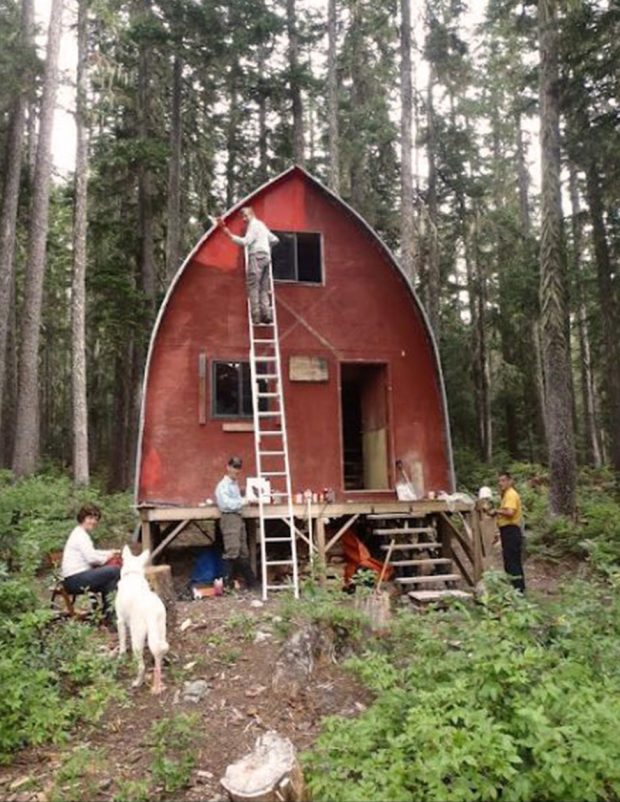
[499,524,526,592]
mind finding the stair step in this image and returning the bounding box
[408,589,472,603]
[395,573,461,586]
[390,558,452,567]
[374,527,435,535]
[380,542,441,551]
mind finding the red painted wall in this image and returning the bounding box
[137,169,452,505]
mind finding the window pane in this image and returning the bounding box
[214,362,241,415]
[272,232,296,280]
[241,364,253,416]
[297,233,322,283]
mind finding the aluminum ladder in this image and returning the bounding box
[246,254,299,600]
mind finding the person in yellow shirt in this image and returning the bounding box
[490,471,525,592]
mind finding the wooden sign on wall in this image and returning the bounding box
[289,356,329,382]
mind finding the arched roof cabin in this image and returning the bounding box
[136,167,454,507]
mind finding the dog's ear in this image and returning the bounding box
[122,544,132,561]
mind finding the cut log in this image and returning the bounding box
[354,589,391,632]
[144,564,177,628]
[221,731,306,802]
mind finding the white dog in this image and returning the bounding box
[115,546,169,694]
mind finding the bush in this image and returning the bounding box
[303,581,620,802]
[0,470,134,574]
[0,592,119,760]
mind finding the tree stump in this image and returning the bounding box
[144,564,177,628]
[220,731,306,802]
[354,589,391,632]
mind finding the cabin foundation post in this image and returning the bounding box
[141,519,153,555]
[315,514,327,586]
[247,519,258,576]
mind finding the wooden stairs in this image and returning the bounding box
[369,514,472,604]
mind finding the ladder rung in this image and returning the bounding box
[271,492,289,498]
[254,356,277,361]
[260,451,285,456]
[254,339,276,344]
[262,470,286,476]
[265,560,295,566]
[256,392,279,398]
[258,412,281,418]
[258,373,278,379]
[264,536,294,543]
[258,431,282,436]
[265,585,292,591]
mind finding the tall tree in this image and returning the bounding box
[0,0,34,453]
[399,0,415,283]
[12,0,64,477]
[287,0,305,165]
[165,52,183,280]
[71,0,90,485]
[538,0,575,514]
[326,0,339,192]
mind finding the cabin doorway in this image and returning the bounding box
[340,364,390,490]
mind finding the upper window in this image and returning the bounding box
[272,231,322,284]
[212,361,268,418]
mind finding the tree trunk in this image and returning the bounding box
[425,66,440,335]
[514,111,531,237]
[137,0,156,314]
[399,0,415,284]
[0,0,33,443]
[287,0,304,166]
[569,164,602,468]
[582,146,620,472]
[71,0,90,486]
[257,44,268,183]
[538,0,576,515]
[165,54,183,282]
[12,0,64,477]
[225,68,239,209]
[327,0,339,193]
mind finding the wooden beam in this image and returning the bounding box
[198,352,207,424]
[439,513,473,562]
[150,519,190,562]
[325,513,360,553]
[315,516,327,586]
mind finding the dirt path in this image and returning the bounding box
[0,594,367,802]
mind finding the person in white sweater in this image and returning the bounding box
[220,206,279,324]
[61,504,120,621]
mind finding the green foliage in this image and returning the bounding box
[224,611,257,641]
[0,471,134,574]
[112,779,151,802]
[148,714,199,793]
[303,581,620,801]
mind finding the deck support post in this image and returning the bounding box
[315,515,327,586]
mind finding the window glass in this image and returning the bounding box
[297,232,322,283]
[214,362,241,416]
[272,231,322,283]
[272,233,296,280]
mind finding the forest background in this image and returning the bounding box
[0,0,619,515]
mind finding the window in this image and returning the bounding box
[212,361,268,418]
[272,231,322,283]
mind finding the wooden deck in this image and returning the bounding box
[137,498,483,587]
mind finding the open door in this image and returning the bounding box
[341,364,390,490]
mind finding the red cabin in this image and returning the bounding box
[136,166,455,510]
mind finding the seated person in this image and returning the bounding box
[61,504,120,621]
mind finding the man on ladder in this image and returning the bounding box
[220,207,279,324]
